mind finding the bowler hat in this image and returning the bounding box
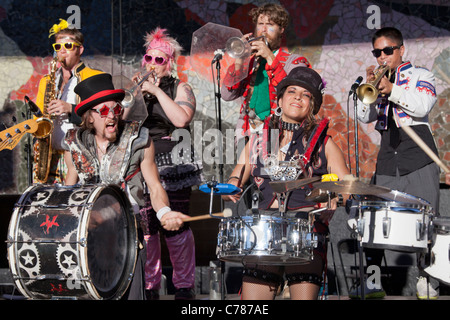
[276,67,325,114]
[74,73,125,116]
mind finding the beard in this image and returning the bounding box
[254,28,283,51]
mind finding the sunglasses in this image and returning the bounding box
[371,45,402,58]
[52,42,81,52]
[93,103,123,117]
[144,54,168,65]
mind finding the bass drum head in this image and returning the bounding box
[84,185,137,300]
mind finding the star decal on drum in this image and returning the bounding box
[62,254,76,268]
[21,251,35,266]
[40,215,59,234]
[32,191,50,202]
[71,191,90,202]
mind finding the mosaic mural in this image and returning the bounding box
[0,0,449,194]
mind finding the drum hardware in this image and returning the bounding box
[382,216,391,238]
[269,176,321,194]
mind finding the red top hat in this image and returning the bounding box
[74,73,125,117]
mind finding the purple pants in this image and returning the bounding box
[140,188,196,290]
[144,229,196,290]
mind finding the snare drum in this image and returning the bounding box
[425,217,450,285]
[7,184,137,300]
[216,215,317,265]
[353,195,433,252]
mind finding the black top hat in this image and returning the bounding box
[276,67,325,115]
[74,73,125,116]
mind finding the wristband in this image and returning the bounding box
[156,206,171,220]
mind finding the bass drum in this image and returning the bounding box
[7,184,137,300]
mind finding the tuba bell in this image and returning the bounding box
[356,62,392,105]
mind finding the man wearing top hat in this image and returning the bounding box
[63,73,189,299]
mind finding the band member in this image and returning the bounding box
[221,3,311,136]
[222,67,350,300]
[34,19,103,184]
[356,27,440,300]
[134,27,203,300]
[63,73,190,299]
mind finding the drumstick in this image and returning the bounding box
[161,208,232,226]
[401,124,450,173]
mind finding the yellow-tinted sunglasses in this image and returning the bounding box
[52,42,80,52]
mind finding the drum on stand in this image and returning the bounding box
[216,214,317,265]
[7,184,138,300]
[350,192,433,253]
[425,217,450,285]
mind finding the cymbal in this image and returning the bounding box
[269,176,321,193]
[312,180,392,196]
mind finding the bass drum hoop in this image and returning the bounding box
[79,184,137,300]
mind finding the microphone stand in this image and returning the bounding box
[350,89,365,300]
[25,106,33,186]
[211,54,224,186]
[352,92,360,178]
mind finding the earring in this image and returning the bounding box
[274,106,282,117]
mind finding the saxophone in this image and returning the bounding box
[33,56,57,183]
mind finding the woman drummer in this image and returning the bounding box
[222,66,351,300]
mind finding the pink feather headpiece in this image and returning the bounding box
[144,27,181,58]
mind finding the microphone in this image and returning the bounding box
[24,96,43,117]
[211,49,225,64]
[199,182,242,195]
[349,76,363,95]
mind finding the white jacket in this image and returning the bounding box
[356,61,437,130]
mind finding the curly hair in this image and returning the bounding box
[249,3,290,29]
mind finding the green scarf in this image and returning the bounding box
[248,59,271,120]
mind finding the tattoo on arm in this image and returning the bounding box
[175,83,196,110]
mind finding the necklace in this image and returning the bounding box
[96,140,108,158]
[280,120,300,131]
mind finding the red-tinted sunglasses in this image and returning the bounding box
[93,103,123,117]
[144,54,168,65]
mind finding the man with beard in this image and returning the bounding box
[34,19,103,184]
[222,3,311,136]
[63,73,190,299]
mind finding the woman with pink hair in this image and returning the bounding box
[136,27,203,300]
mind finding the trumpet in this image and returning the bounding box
[356,62,392,104]
[225,35,268,59]
[122,68,157,108]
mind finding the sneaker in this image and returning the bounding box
[416,277,438,300]
[175,288,196,300]
[349,281,386,299]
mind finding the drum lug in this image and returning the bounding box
[6,236,13,248]
[79,238,87,247]
[382,217,391,238]
[357,218,365,237]
[416,220,425,241]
